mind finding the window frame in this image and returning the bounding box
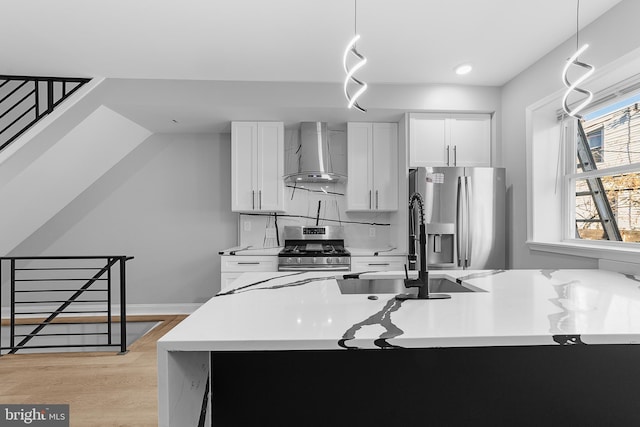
[563,95,640,246]
[525,63,640,263]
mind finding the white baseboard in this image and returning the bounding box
[1,303,202,319]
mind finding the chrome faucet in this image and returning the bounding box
[397,193,450,301]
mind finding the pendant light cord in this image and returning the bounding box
[354,0,358,45]
[576,0,580,50]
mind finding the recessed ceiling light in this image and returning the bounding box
[455,64,473,75]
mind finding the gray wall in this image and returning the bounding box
[8,133,237,304]
[501,0,640,269]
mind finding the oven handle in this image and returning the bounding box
[277,266,351,271]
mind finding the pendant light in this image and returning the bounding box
[343,0,367,112]
[562,0,595,119]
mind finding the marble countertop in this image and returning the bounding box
[347,247,407,256]
[218,246,407,256]
[158,269,640,351]
[218,246,282,256]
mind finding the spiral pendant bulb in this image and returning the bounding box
[562,44,595,119]
[343,34,368,112]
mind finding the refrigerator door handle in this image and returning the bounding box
[456,176,464,267]
[465,176,473,268]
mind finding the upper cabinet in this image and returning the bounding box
[231,121,285,212]
[347,122,398,211]
[409,113,491,167]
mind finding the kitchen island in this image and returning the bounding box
[158,268,640,426]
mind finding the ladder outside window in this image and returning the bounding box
[573,96,640,244]
[575,121,623,241]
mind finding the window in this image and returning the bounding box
[586,126,603,163]
[569,96,640,244]
[526,59,640,263]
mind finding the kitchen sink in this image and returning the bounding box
[336,277,485,295]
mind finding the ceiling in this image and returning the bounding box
[0,0,625,132]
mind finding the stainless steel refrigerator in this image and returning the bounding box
[409,167,506,270]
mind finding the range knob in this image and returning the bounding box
[287,257,294,264]
[297,257,302,264]
[327,258,333,264]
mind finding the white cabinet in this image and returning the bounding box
[409,113,449,167]
[220,256,279,272]
[231,122,284,212]
[347,122,398,211]
[220,255,278,292]
[350,256,407,272]
[409,113,491,167]
[220,273,243,292]
[450,114,492,167]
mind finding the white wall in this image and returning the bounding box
[501,0,640,269]
[7,133,237,304]
[0,105,152,256]
[100,78,501,136]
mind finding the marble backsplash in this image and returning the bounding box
[238,182,395,250]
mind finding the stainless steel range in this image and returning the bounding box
[278,226,351,271]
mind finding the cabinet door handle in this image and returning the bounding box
[259,190,262,210]
[375,190,379,209]
[252,190,255,210]
[446,145,450,166]
[368,263,389,266]
[369,190,372,209]
[237,262,260,265]
[453,145,457,166]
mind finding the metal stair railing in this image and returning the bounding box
[575,121,623,241]
[0,256,133,355]
[0,75,91,152]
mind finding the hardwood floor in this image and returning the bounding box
[0,315,186,427]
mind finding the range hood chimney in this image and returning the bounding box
[284,122,346,183]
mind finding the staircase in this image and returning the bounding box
[0,75,90,152]
[0,255,133,355]
[0,76,152,256]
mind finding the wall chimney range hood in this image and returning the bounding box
[284,122,347,184]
